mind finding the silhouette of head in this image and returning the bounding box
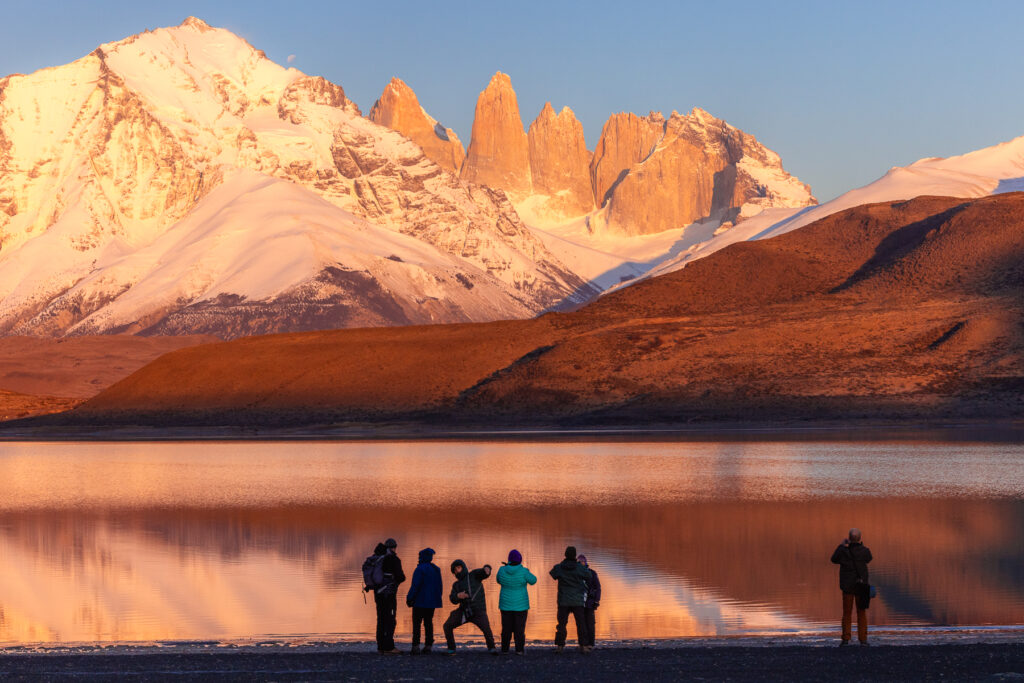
[578,554,588,566]
[565,546,577,561]
[374,542,386,556]
[848,528,862,543]
[507,549,522,565]
[451,559,466,576]
[384,538,398,549]
[483,564,492,577]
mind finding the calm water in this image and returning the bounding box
[0,440,1022,644]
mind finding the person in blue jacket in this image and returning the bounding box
[496,549,537,654]
[405,547,443,654]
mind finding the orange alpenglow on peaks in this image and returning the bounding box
[528,102,594,218]
[368,77,465,174]
[460,72,532,198]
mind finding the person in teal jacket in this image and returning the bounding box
[496,549,537,654]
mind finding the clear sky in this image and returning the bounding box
[3,0,1022,201]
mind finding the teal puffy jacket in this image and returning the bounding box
[496,563,537,611]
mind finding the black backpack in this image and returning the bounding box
[362,553,387,592]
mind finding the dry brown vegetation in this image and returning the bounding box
[52,193,1024,427]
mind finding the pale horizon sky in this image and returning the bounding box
[2,0,1022,202]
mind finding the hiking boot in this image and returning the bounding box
[380,648,402,655]
[422,646,432,655]
[515,650,525,656]
[581,646,593,654]
[556,645,565,654]
[443,649,456,655]
[859,641,870,647]
[839,640,850,647]
[488,648,499,656]
[410,646,420,656]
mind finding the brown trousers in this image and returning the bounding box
[842,591,868,643]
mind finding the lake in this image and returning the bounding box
[0,439,1022,644]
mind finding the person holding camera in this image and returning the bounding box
[442,559,497,654]
[830,528,874,646]
[550,545,593,653]
[496,549,537,654]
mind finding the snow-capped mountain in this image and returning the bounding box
[0,18,590,338]
[627,133,1024,286]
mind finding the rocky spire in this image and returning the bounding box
[527,102,594,219]
[368,77,465,174]
[589,112,665,208]
[460,72,531,198]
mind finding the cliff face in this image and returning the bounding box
[526,103,594,221]
[0,19,590,338]
[367,77,465,175]
[460,72,532,198]
[589,111,666,208]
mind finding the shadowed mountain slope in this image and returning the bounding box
[60,192,1024,427]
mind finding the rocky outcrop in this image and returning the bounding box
[460,72,531,198]
[526,103,594,221]
[603,109,815,235]
[368,78,465,175]
[589,112,665,208]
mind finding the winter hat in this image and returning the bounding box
[565,546,577,561]
[418,547,435,563]
[384,538,398,549]
[578,554,588,565]
[507,549,522,565]
[451,559,467,574]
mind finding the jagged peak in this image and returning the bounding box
[483,71,514,93]
[179,16,214,32]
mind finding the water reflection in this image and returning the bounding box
[0,441,1021,643]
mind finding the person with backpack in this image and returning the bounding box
[405,547,443,655]
[363,538,406,654]
[442,560,497,655]
[496,549,537,654]
[578,554,601,649]
[549,545,593,653]
[830,528,874,646]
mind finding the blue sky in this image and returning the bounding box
[3,0,1022,201]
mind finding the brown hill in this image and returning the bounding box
[62,193,1024,427]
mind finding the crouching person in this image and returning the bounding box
[442,560,497,655]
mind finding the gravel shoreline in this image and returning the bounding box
[1,638,1021,681]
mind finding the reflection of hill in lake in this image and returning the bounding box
[1,498,1021,642]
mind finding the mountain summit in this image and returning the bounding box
[0,20,588,338]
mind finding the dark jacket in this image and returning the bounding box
[448,560,490,613]
[549,559,592,607]
[382,549,406,593]
[584,567,602,609]
[406,553,443,609]
[831,542,872,593]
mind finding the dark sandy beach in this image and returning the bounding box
[0,640,1021,681]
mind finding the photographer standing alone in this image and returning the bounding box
[830,528,873,646]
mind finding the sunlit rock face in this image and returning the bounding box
[460,72,532,199]
[589,111,666,208]
[0,19,589,338]
[368,77,465,175]
[601,108,816,236]
[526,102,595,222]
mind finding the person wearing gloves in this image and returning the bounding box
[405,547,443,654]
[496,549,537,654]
[442,560,497,654]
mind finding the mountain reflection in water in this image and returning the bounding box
[0,441,1021,643]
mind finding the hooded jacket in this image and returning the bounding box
[831,542,872,593]
[448,560,490,613]
[583,566,601,609]
[496,563,537,611]
[406,549,443,609]
[549,559,592,607]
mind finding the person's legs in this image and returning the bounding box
[856,606,868,643]
[381,593,397,651]
[554,606,569,647]
[442,610,461,651]
[411,607,422,649]
[374,594,388,651]
[423,607,435,651]
[514,610,528,653]
[584,607,596,647]
[500,610,513,652]
[841,592,854,642]
[571,606,587,649]
[470,611,496,650]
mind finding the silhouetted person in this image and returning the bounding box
[496,549,537,654]
[376,538,405,654]
[442,560,497,654]
[550,545,592,652]
[578,554,601,648]
[406,547,442,654]
[831,527,873,646]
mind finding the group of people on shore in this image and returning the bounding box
[363,540,600,654]
[363,528,873,653]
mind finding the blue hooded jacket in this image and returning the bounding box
[406,548,443,609]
